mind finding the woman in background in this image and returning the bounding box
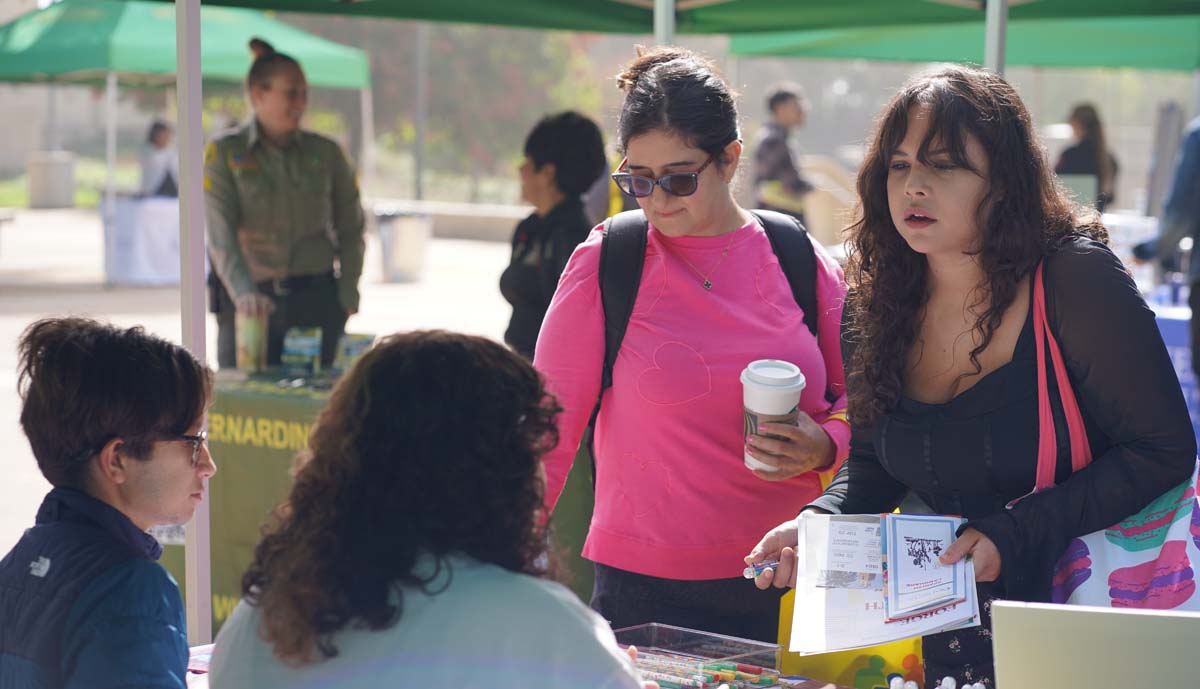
[1055,103,1119,212]
[139,120,178,197]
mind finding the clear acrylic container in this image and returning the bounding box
[613,622,782,677]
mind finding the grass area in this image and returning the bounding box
[362,147,520,205]
[0,150,522,209]
[0,157,140,209]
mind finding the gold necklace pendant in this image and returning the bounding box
[675,229,737,292]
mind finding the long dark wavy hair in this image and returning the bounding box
[1069,103,1115,197]
[241,330,562,664]
[845,65,1107,427]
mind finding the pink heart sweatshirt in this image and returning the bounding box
[534,218,850,580]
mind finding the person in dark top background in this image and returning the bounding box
[500,111,606,359]
[753,83,815,227]
[746,66,1194,687]
[1055,103,1119,212]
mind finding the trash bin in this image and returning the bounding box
[27,150,76,209]
[374,206,432,282]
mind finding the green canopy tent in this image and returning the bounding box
[134,0,1200,36]
[0,0,369,86]
[728,15,1200,72]
[0,0,370,213]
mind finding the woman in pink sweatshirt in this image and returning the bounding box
[533,46,850,642]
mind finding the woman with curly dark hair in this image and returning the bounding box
[747,66,1194,686]
[209,331,645,688]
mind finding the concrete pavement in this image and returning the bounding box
[0,208,512,554]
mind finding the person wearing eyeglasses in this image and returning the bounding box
[500,111,607,360]
[0,317,215,689]
[531,47,850,642]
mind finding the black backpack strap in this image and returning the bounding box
[752,209,819,338]
[583,210,648,489]
[598,209,649,391]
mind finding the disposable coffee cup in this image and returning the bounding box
[235,312,268,373]
[741,359,806,472]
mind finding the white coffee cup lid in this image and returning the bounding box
[741,359,805,388]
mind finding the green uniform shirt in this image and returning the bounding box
[204,119,366,312]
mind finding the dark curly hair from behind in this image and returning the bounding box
[845,65,1106,428]
[241,330,562,664]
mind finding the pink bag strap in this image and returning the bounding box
[1032,261,1093,494]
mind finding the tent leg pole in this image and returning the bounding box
[45,84,59,150]
[414,22,429,201]
[654,0,675,45]
[359,86,375,184]
[1192,70,1200,118]
[105,72,117,224]
[984,0,1008,75]
[176,0,212,646]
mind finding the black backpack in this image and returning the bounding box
[584,208,821,480]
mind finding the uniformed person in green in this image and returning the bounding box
[205,37,365,368]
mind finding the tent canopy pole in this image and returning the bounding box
[104,71,117,223]
[984,0,1008,74]
[176,0,212,646]
[654,0,674,45]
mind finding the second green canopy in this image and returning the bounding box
[729,15,1200,72]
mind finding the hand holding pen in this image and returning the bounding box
[744,508,833,590]
[743,518,800,590]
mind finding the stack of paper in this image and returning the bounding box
[790,513,980,655]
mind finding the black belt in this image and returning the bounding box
[255,271,334,297]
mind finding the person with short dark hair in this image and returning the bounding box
[500,111,607,359]
[209,331,644,688]
[205,37,365,369]
[0,317,216,688]
[754,82,814,226]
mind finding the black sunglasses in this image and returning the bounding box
[611,155,716,198]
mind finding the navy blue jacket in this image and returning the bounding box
[0,489,188,689]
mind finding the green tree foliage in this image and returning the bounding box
[274,15,603,185]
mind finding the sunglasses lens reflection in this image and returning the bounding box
[661,174,698,197]
[629,176,654,198]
